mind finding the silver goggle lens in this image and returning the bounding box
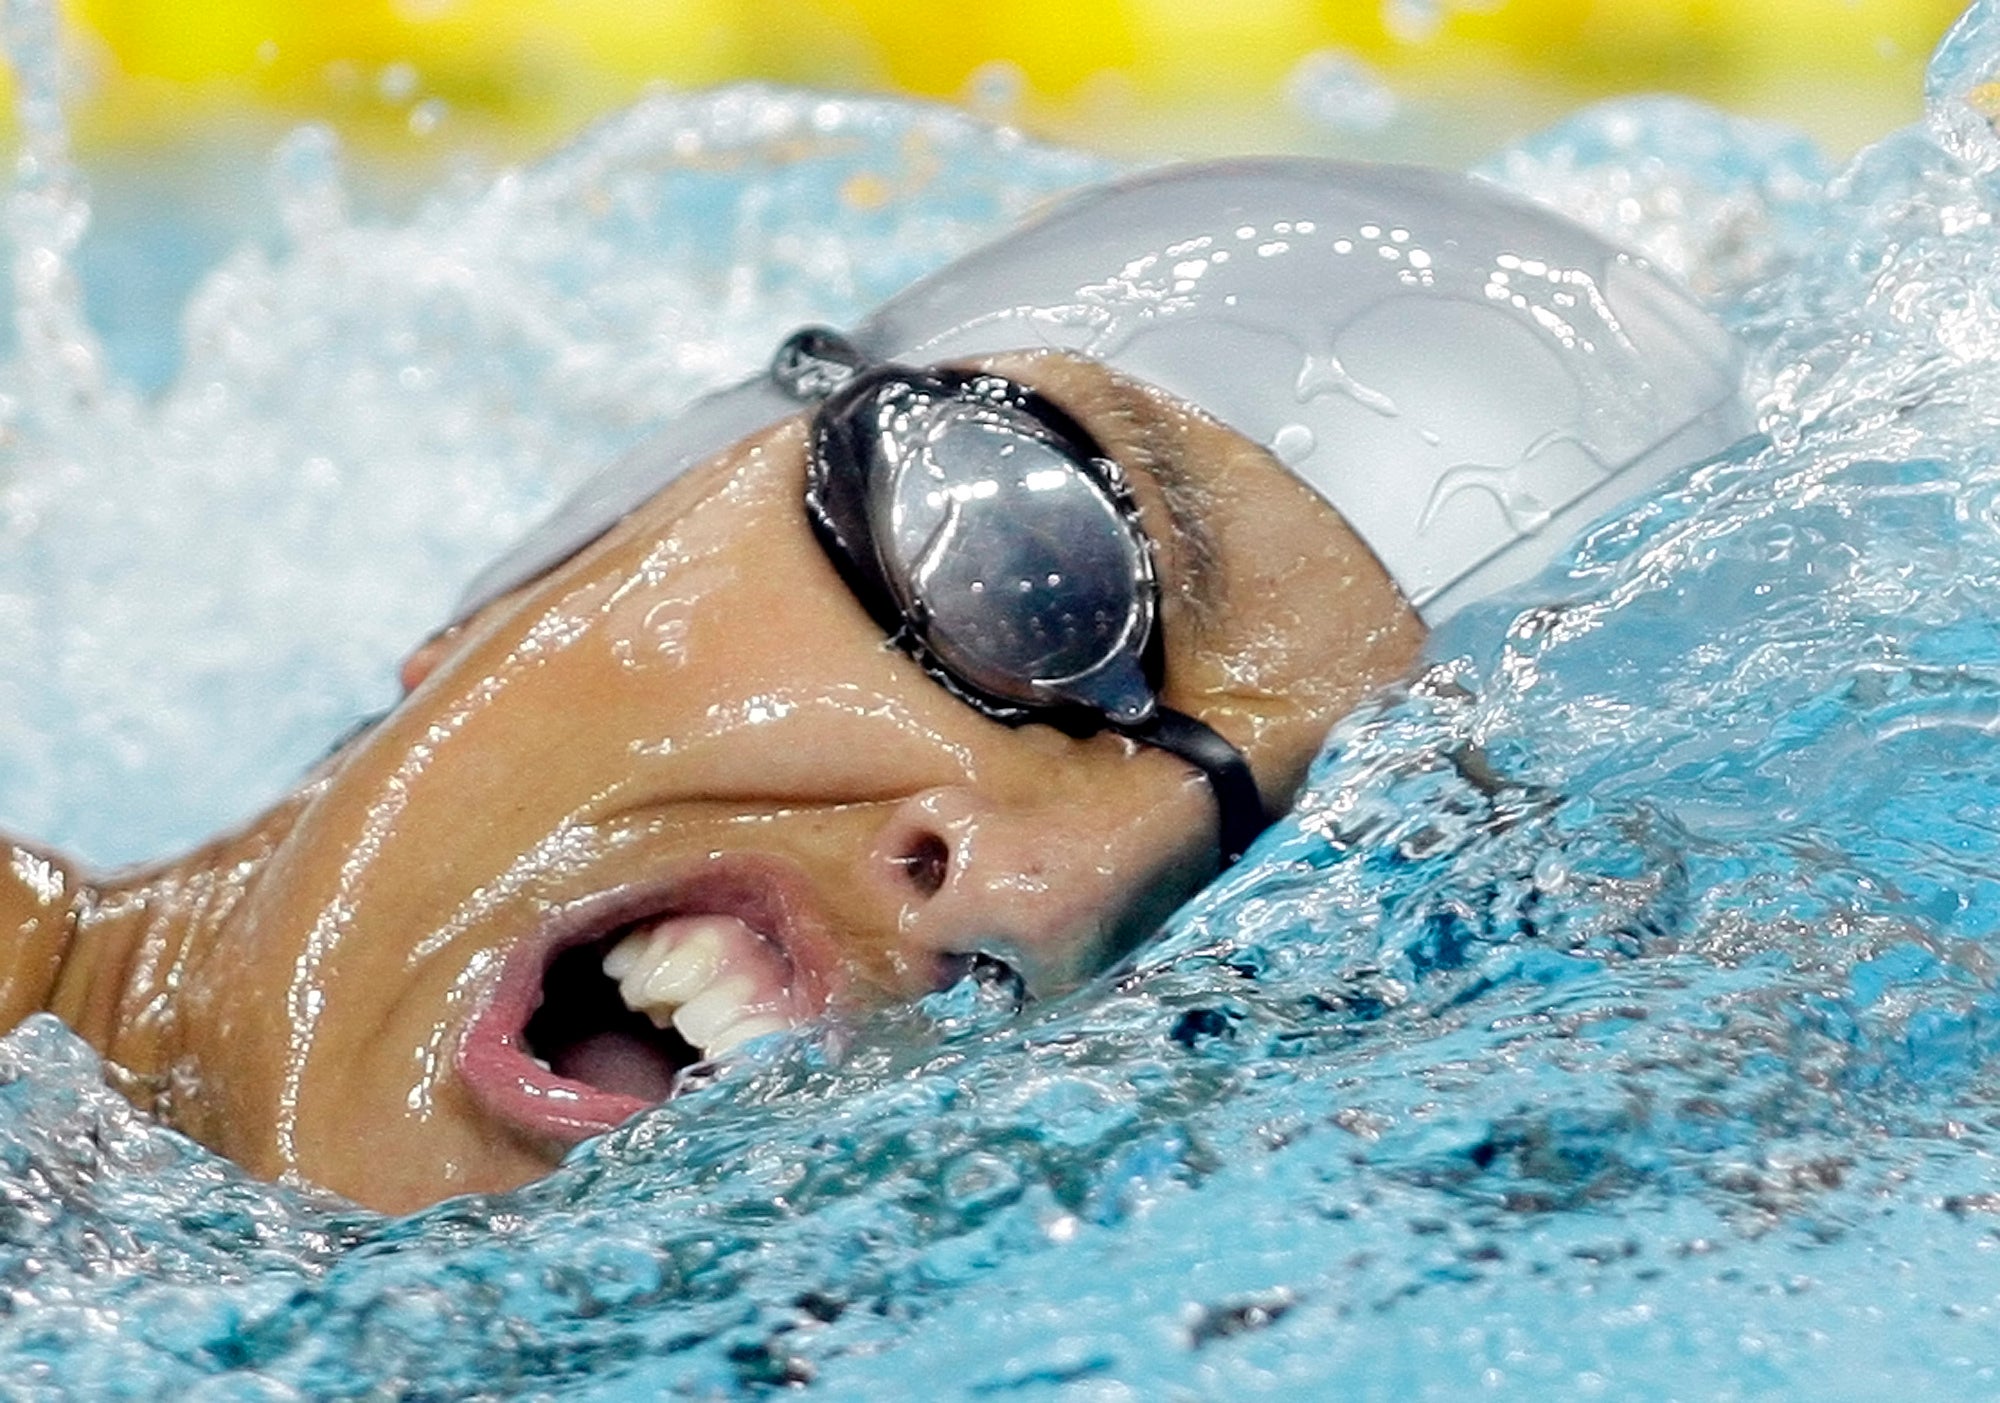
[870,398,1154,722]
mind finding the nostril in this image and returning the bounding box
[893,831,949,898]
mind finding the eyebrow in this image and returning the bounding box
[1087,377,1226,632]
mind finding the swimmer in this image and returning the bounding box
[0,159,1747,1213]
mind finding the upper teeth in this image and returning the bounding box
[603,913,796,1059]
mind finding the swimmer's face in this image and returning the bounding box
[163,353,1424,1213]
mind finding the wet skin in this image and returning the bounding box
[0,352,1425,1214]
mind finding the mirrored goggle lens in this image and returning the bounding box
[870,397,1152,718]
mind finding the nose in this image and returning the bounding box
[869,777,1215,999]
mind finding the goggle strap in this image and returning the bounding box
[773,326,868,403]
[1125,707,1267,866]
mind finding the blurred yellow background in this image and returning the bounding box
[31,0,1980,161]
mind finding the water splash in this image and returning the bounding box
[1928,0,2000,173]
[1286,49,1399,134]
[0,69,1106,864]
[0,0,111,435]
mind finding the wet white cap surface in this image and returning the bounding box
[459,158,1750,625]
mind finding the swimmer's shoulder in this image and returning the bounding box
[0,834,79,1032]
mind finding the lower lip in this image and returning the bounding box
[456,955,654,1146]
[452,862,838,1149]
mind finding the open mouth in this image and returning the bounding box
[456,873,828,1147]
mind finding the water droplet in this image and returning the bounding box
[1272,424,1316,465]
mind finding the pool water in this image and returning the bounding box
[9,0,2000,1396]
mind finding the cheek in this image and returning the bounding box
[612,582,715,671]
[1161,475,1425,801]
[603,485,857,686]
[628,687,982,807]
[583,602,989,812]
[1176,600,1412,779]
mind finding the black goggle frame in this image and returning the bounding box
[775,327,1268,865]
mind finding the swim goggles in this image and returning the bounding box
[771,327,1267,865]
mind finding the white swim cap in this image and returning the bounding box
[456,158,1749,625]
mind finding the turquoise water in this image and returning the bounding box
[13,1,2000,1397]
